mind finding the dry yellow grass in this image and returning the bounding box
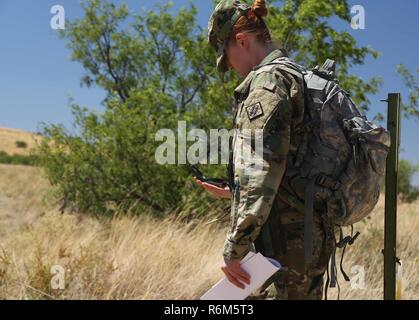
[0,163,417,300]
[0,164,225,299]
[327,196,418,300]
[0,127,42,156]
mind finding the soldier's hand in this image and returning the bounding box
[194,178,231,199]
[221,257,251,289]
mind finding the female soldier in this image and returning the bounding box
[196,0,334,300]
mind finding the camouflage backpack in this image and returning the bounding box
[255,57,390,291]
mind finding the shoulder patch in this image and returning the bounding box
[263,81,276,92]
[246,102,264,121]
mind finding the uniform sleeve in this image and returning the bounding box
[222,79,293,260]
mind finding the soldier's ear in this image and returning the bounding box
[235,33,249,48]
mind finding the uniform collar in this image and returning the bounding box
[251,48,286,72]
[233,48,286,101]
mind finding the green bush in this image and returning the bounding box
[397,159,419,202]
[15,140,28,149]
[0,151,38,166]
[38,98,228,216]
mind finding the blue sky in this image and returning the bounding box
[0,0,418,182]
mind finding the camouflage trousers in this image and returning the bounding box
[248,204,335,300]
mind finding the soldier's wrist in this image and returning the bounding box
[222,238,250,261]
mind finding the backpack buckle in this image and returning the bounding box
[312,59,337,81]
[316,174,341,191]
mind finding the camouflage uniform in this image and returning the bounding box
[208,0,335,300]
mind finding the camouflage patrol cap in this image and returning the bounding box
[208,0,252,73]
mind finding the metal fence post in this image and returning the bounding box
[384,93,401,300]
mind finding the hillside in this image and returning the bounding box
[0,127,42,156]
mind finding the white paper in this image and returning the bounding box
[200,252,281,300]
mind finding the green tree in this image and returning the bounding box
[265,0,382,112]
[39,1,231,216]
[398,159,419,203]
[39,0,392,216]
[396,64,419,119]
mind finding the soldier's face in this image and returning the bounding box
[225,34,254,77]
